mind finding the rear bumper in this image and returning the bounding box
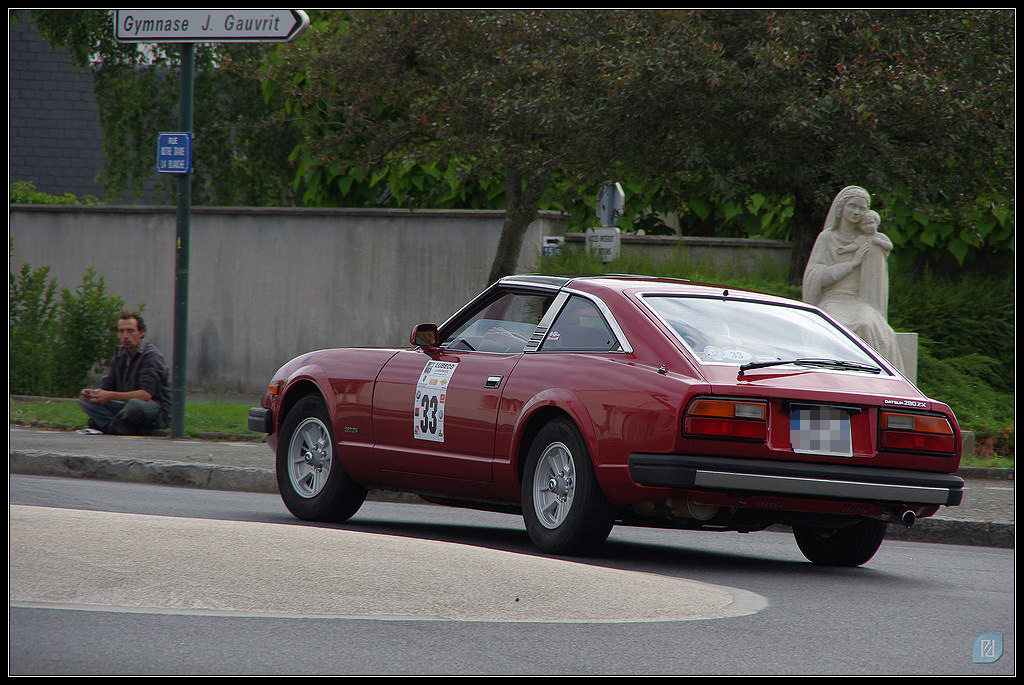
[628,453,964,507]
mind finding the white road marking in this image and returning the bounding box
[10,505,766,623]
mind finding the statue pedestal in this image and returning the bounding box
[896,332,918,383]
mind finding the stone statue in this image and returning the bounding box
[802,185,906,372]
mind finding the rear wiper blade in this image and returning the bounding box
[739,358,882,374]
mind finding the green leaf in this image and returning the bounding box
[721,200,743,222]
[947,237,969,264]
[689,198,712,221]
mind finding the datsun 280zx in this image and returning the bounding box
[248,274,963,566]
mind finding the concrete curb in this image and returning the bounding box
[10,449,1013,549]
[10,450,278,494]
[882,516,1015,549]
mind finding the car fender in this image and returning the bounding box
[510,386,602,472]
[274,348,400,438]
[276,362,334,427]
[506,386,683,505]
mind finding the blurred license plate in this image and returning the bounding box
[790,406,853,457]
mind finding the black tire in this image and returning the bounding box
[521,417,614,555]
[793,519,887,566]
[276,395,366,522]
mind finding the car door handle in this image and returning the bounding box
[485,375,503,388]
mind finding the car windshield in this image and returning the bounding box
[641,295,883,370]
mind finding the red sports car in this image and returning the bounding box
[249,274,963,566]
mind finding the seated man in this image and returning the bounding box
[78,310,172,435]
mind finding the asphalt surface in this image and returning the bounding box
[8,424,1015,549]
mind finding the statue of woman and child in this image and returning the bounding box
[802,185,906,373]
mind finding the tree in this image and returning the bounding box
[27,9,299,206]
[604,10,1014,280]
[26,10,1013,280]
[263,10,1012,284]
[260,10,682,284]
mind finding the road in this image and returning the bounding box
[8,475,1015,675]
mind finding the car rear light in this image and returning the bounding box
[685,398,767,441]
[879,410,955,454]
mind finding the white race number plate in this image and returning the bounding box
[414,360,458,442]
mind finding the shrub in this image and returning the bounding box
[888,267,1014,393]
[9,262,129,397]
[8,263,60,395]
[9,180,100,206]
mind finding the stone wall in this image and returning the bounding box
[10,205,801,393]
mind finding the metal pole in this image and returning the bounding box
[171,43,194,437]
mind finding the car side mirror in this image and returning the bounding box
[410,323,440,349]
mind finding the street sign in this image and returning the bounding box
[157,132,192,174]
[114,10,308,435]
[114,10,309,43]
[596,182,625,227]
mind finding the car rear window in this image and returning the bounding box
[540,295,619,352]
[641,295,879,367]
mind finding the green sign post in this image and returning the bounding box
[114,10,309,436]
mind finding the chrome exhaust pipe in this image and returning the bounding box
[886,507,917,527]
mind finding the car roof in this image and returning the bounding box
[501,274,794,306]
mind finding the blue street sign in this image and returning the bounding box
[157,132,193,174]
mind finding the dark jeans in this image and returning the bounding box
[78,398,168,435]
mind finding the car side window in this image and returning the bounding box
[442,292,552,353]
[540,295,619,352]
